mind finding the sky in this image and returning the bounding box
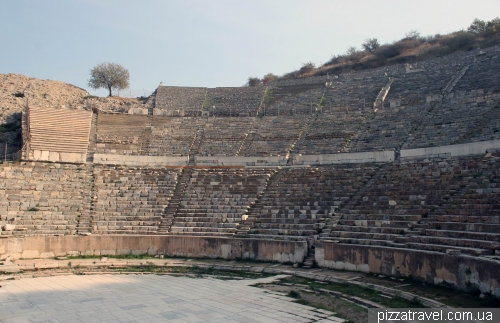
[1,0,500,97]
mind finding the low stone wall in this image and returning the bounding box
[294,150,394,165]
[315,242,500,297]
[195,156,287,166]
[29,150,86,163]
[94,154,188,166]
[401,139,500,160]
[0,235,306,263]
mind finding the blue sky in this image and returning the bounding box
[1,0,499,96]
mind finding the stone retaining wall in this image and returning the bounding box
[0,235,306,263]
[94,154,188,166]
[315,242,500,297]
[294,150,394,165]
[401,139,500,160]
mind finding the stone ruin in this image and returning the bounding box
[1,46,500,296]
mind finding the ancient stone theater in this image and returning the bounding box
[1,46,500,298]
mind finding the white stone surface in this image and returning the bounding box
[401,139,500,159]
[0,274,343,323]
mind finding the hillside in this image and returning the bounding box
[0,73,152,159]
[248,17,500,85]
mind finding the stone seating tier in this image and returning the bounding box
[329,155,500,255]
[28,106,92,154]
[0,162,90,236]
[169,168,272,235]
[91,165,179,234]
[96,114,148,155]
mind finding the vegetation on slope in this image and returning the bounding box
[247,17,500,85]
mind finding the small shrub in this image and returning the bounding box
[0,122,20,133]
[443,32,476,51]
[375,44,401,59]
[13,92,24,98]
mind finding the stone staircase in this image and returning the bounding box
[188,129,204,165]
[77,163,95,234]
[319,214,342,239]
[157,168,191,234]
[86,111,98,163]
[235,133,249,157]
[139,115,153,155]
[286,111,317,163]
[169,168,270,236]
[373,77,394,109]
[302,245,315,269]
[235,169,278,235]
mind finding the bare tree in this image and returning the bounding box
[362,38,380,53]
[247,77,262,87]
[88,62,130,97]
[346,46,358,56]
[262,73,278,84]
[404,30,421,40]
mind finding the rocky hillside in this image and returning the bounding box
[0,73,153,160]
[0,74,88,124]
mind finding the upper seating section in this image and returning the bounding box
[96,114,147,155]
[264,84,324,116]
[0,162,90,236]
[385,53,472,106]
[170,168,271,236]
[453,49,500,94]
[155,86,206,117]
[28,106,92,154]
[92,165,179,234]
[206,87,265,116]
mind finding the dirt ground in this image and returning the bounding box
[259,283,367,323]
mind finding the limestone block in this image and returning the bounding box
[40,151,50,160]
[21,250,40,259]
[48,152,60,162]
[33,150,42,160]
[2,224,15,231]
[40,252,55,258]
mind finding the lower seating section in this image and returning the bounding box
[246,165,377,239]
[329,156,500,255]
[0,162,90,236]
[170,168,272,236]
[239,116,307,156]
[0,156,498,249]
[92,165,179,234]
[96,114,147,155]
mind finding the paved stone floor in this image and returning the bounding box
[0,274,344,323]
